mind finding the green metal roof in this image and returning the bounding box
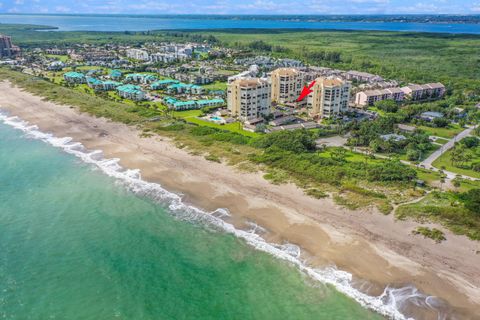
[64,71,85,78]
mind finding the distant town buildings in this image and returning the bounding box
[344,70,383,83]
[270,68,303,104]
[0,35,21,58]
[227,78,271,120]
[308,77,351,118]
[126,48,150,61]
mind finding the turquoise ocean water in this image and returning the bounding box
[0,117,391,319]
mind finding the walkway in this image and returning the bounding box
[420,125,477,169]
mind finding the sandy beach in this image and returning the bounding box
[1,80,479,319]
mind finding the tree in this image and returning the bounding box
[374,99,398,113]
[452,176,462,189]
[450,144,465,166]
[406,148,421,161]
[330,148,347,162]
[461,136,479,149]
[439,174,446,190]
[462,189,480,214]
[433,117,449,128]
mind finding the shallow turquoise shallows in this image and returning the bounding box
[0,123,381,320]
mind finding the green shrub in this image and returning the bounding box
[412,226,446,243]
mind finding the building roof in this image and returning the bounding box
[117,84,143,94]
[87,77,103,85]
[64,71,85,78]
[397,124,416,132]
[272,67,299,77]
[421,111,444,118]
[380,134,406,141]
[316,77,345,87]
[360,87,404,97]
[196,99,225,105]
[233,78,269,88]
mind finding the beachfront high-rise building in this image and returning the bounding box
[308,77,351,118]
[227,78,271,120]
[270,68,303,104]
[0,35,21,58]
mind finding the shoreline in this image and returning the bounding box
[1,81,480,319]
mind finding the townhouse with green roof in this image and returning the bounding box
[117,84,146,101]
[63,71,86,84]
[166,83,205,95]
[150,79,179,90]
[125,73,158,84]
[109,69,123,81]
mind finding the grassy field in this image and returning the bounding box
[173,110,259,137]
[201,81,227,91]
[396,191,480,240]
[432,148,480,179]
[414,124,464,139]
[45,54,69,62]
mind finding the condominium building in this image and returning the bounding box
[343,70,383,83]
[308,77,351,118]
[0,35,21,58]
[126,48,149,61]
[270,68,303,104]
[117,84,145,101]
[63,71,86,84]
[400,83,445,101]
[227,78,271,120]
[355,87,405,107]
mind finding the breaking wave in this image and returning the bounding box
[0,111,449,320]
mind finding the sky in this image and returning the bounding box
[0,0,479,15]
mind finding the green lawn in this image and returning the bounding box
[173,110,203,119]
[433,137,450,145]
[432,148,480,179]
[201,81,227,91]
[173,110,259,137]
[45,54,69,62]
[415,124,464,139]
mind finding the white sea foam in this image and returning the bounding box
[0,111,448,320]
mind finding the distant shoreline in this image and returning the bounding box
[1,13,480,24]
[1,14,479,34]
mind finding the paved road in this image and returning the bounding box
[420,125,478,169]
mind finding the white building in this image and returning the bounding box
[126,48,149,61]
[308,77,351,118]
[227,78,271,120]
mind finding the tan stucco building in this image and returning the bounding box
[227,78,271,120]
[308,77,351,118]
[270,68,303,104]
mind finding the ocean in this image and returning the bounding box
[0,14,480,34]
[0,114,400,319]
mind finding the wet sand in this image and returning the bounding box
[1,81,479,319]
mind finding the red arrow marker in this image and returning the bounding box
[297,80,316,102]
